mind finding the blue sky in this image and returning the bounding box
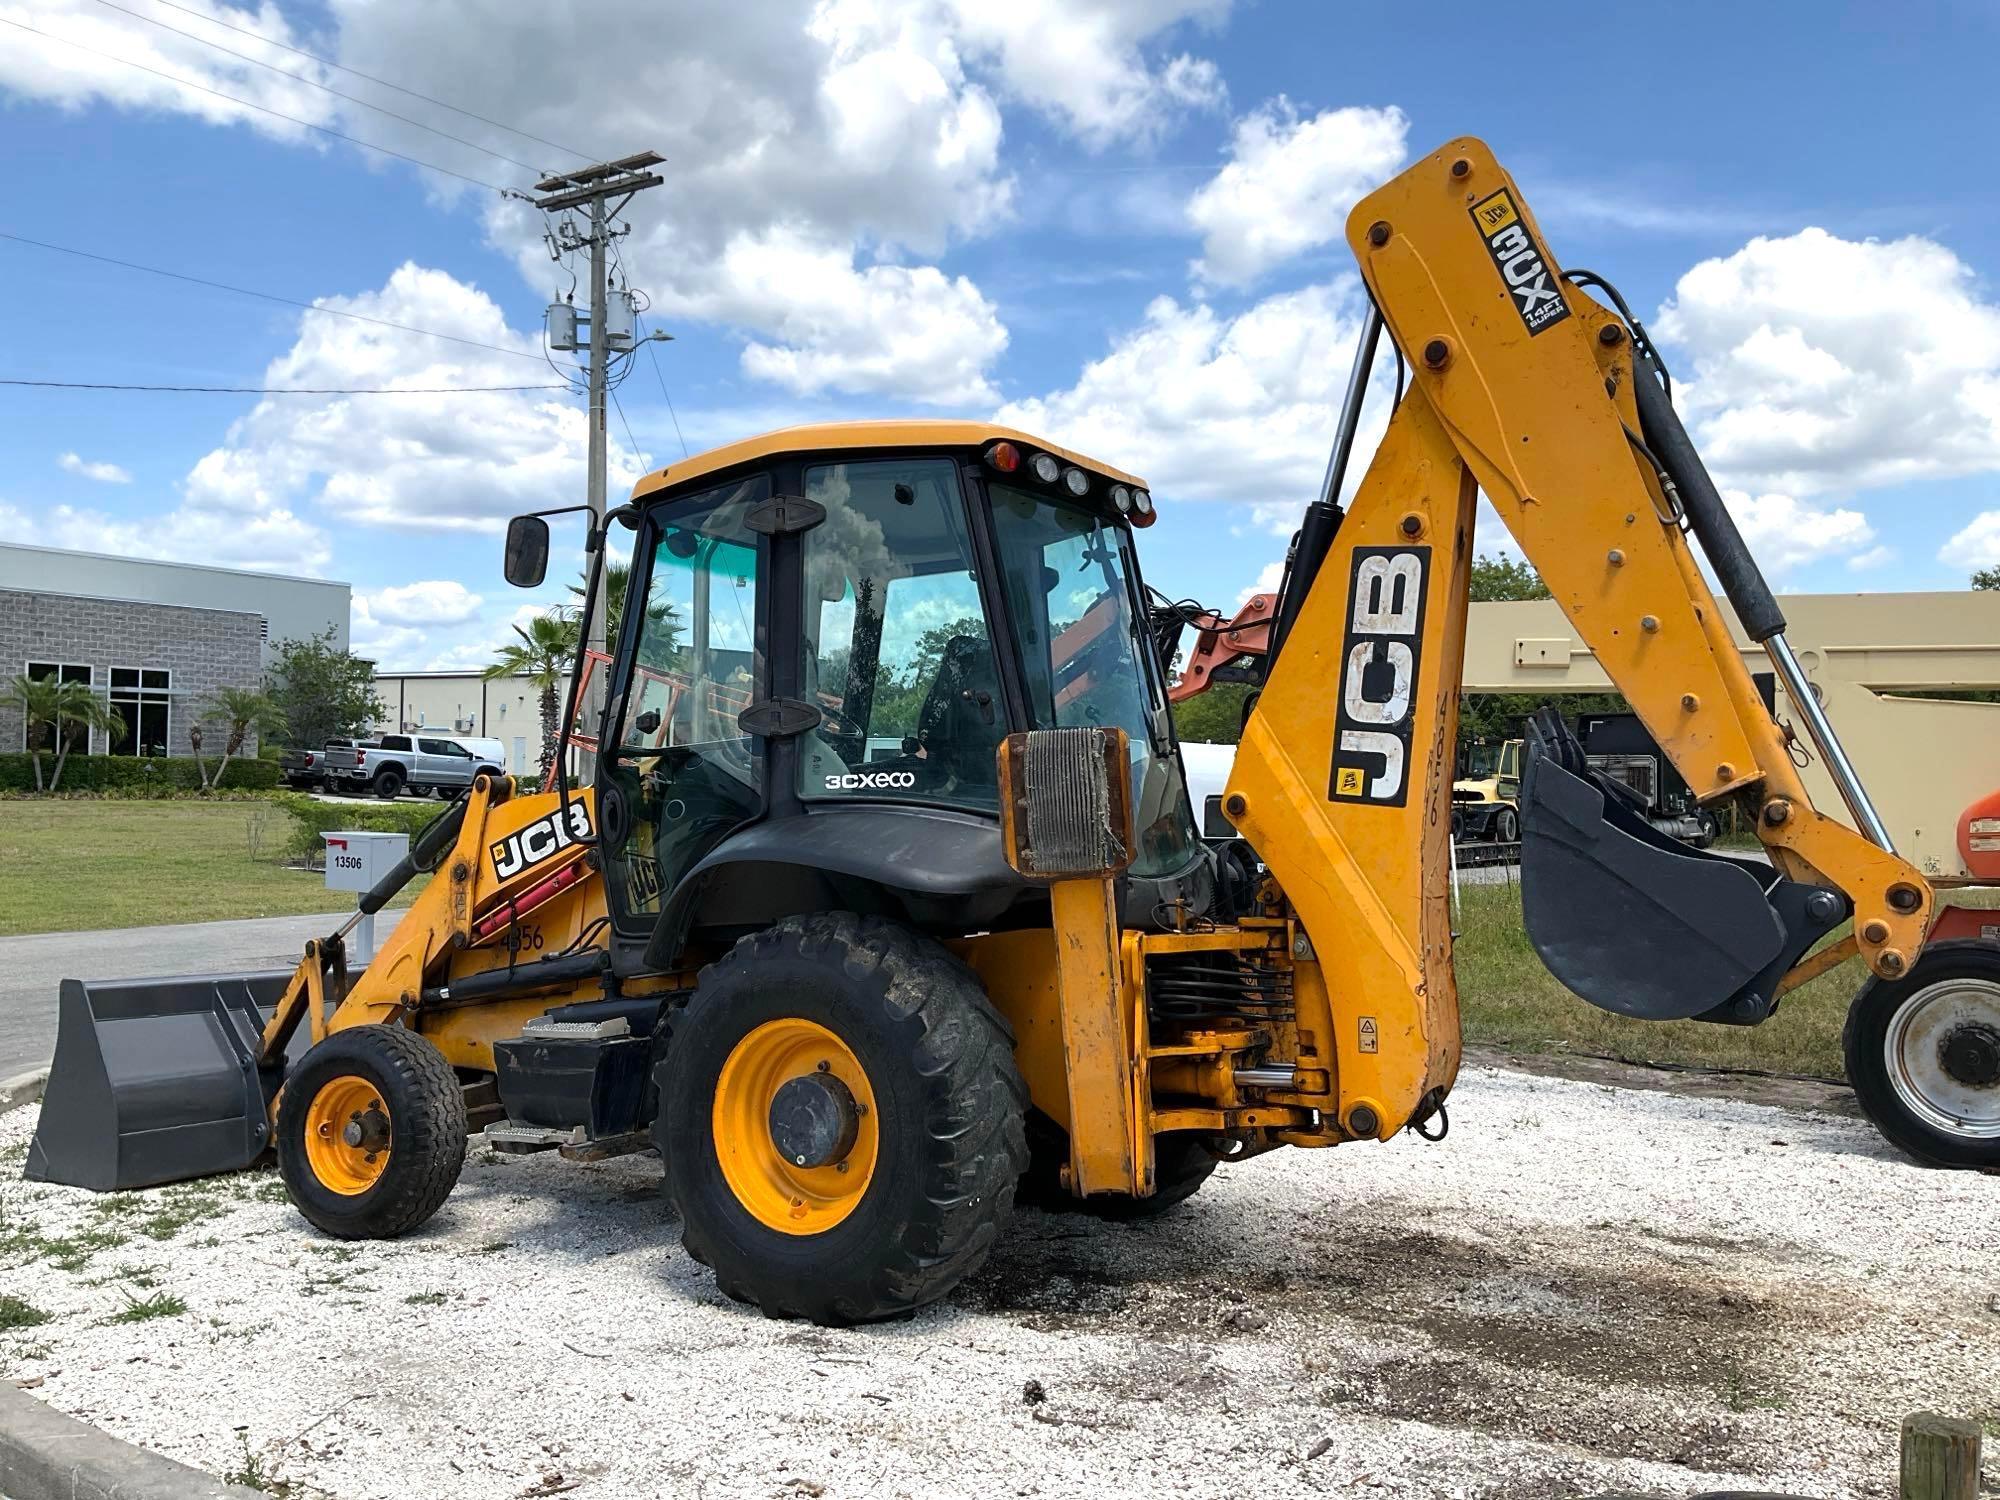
[6,0,1999,668]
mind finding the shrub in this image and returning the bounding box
[269,792,447,863]
[0,754,280,795]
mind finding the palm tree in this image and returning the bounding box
[568,559,680,650]
[8,674,124,793]
[485,610,580,778]
[196,685,288,791]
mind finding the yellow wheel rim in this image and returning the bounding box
[712,1019,878,1235]
[302,1074,392,1196]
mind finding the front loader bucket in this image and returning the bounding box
[24,969,296,1191]
[1515,712,1794,1022]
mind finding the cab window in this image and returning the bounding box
[798,458,1002,809]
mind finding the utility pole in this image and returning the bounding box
[533,151,664,781]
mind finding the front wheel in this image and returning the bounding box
[1494,806,1519,844]
[1844,941,2000,1170]
[655,914,1028,1323]
[276,1025,468,1237]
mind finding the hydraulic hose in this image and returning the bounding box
[357,795,468,916]
[1628,345,1786,643]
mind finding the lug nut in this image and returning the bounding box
[1861,919,1891,945]
[1367,220,1391,247]
[1599,324,1625,346]
[1423,338,1451,370]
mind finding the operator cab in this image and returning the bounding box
[579,423,1207,969]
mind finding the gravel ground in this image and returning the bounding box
[1,1065,1994,1500]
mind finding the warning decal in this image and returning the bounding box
[1471,189,1570,335]
[1358,1016,1379,1054]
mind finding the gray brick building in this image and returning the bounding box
[0,547,350,759]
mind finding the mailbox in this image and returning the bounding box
[322,830,408,893]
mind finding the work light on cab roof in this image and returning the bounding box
[980,439,1156,525]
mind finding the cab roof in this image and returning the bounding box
[627,420,1146,502]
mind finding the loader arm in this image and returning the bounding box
[1224,138,1934,1139]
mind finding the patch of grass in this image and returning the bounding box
[0,1294,50,1330]
[252,1180,292,1204]
[1454,880,1854,1078]
[404,1290,450,1306]
[473,1239,513,1255]
[223,1433,297,1496]
[137,1192,229,1241]
[0,800,416,936]
[1718,1360,1788,1413]
[1,1224,131,1273]
[107,1289,186,1324]
[305,1243,360,1262]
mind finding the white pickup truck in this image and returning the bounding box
[327,733,507,800]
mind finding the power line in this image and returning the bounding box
[127,0,594,162]
[83,0,559,177]
[637,315,690,459]
[610,388,642,460]
[0,15,512,195]
[3,378,567,394]
[0,231,550,366]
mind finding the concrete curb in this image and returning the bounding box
[0,1384,264,1499]
[0,1066,47,1117]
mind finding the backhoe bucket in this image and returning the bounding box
[24,969,295,1191]
[1515,712,1791,1022]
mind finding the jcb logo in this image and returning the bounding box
[490,801,593,882]
[1329,546,1429,806]
[1471,190,1569,335]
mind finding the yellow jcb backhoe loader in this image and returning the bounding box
[29,138,1997,1324]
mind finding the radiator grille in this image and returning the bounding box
[1016,727,1126,876]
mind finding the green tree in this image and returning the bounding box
[193,685,287,790]
[1975,565,1999,590]
[268,628,384,751]
[569,559,682,649]
[1171,683,1255,746]
[485,611,580,777]
[1469,553,1551,602]
[7,674,124,793]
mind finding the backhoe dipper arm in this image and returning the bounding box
[1223,138,1933,1142]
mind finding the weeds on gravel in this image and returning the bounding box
[108,1289,186,1324]
[224,1433,297,1497]
[0,1139,29,1167]
[2,1223,130,1272]
[137,1191,228,1241]
[0,1293,49,1330]
[1718,1361,1788,1413]
[405,1290,450,1306]
[253,1180,291,1204]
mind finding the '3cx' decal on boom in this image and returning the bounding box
[491,801,593,882]
[1329,547,1429,807]
[1471,189,1569,335]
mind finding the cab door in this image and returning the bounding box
[597,475,770,939]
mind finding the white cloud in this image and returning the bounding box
[184,263,642,538]
[57,452,131,484]
[1656,227,2000,496]
[1718,488,1873,574]
[1847,543,1895,572]
[944,0,1230,150]
[0,497,327,574]
[361,580,483,625]
[1943,511,2000,568]
[1187,101,1407,286]
[998,279,1384,512]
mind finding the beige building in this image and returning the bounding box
[1463,591,2000,879]
[369,670,541,776]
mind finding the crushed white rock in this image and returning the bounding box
[1,1065,1993,1500]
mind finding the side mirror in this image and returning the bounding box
[503,515,550,588]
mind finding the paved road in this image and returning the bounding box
[0,911,344,1078]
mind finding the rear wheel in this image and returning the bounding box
[372,767,405,799]
[277,1025,467,1237]
[655,914,1028,1323]
[1844,941,2000,1170]
[1019,1112,1219,1218]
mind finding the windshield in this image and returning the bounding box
[1462,742,1502,779]
[988,483,1197,878]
